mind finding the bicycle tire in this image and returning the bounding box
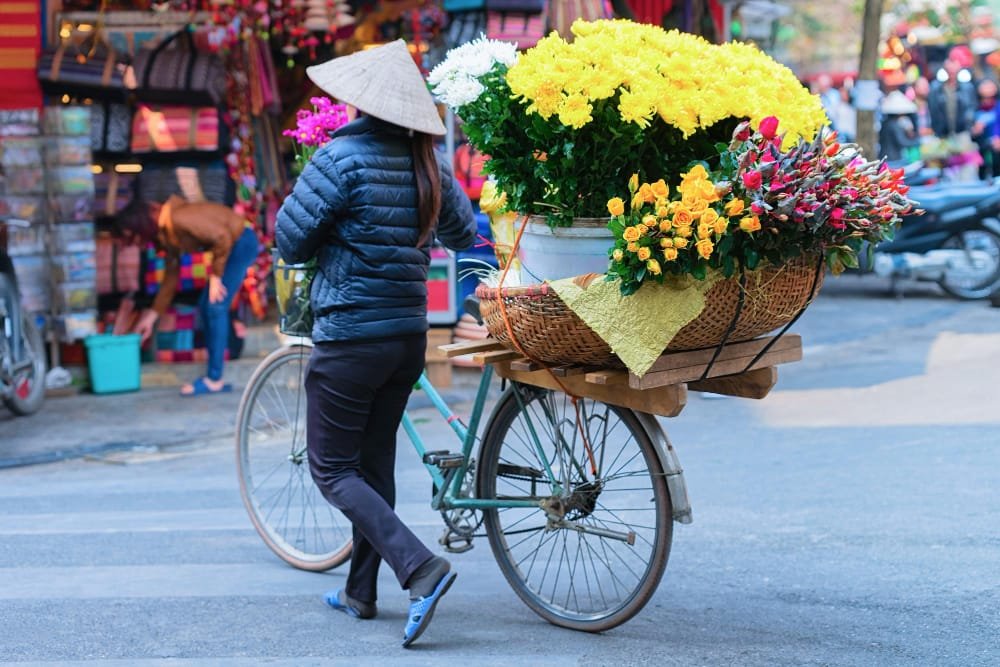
[477,385,672,632]
[236,344,353,571]
[3,314,46,416]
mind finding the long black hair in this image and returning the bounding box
[411,132,442,247]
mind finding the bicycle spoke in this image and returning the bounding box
[482,388,671,628]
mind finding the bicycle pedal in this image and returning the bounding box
[423,451,465,469]
[439,529,474,554]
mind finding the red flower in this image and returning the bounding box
[742,170,763,190]
[734,121,753,141]
[829,207,846,230]
[824,142,841,157]
[750,201,765,215]
[759,116,780,140]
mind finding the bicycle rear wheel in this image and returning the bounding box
[236,344,352,571]
[477,386,672,632]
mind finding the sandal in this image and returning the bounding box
[181,377,233,397]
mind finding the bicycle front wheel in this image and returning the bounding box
[478,386,672,632]
[236,344,352,571]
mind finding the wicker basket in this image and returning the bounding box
[476,254,824,367]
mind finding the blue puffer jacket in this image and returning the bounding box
[275,116,477,342]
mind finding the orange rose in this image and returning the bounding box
[650,179,670,199]
[724,198,745,217]
[631,193,644,210]
[659,220,673,234]
[696,238,714,259]
[628,172,639,194]
[676,225,693,238]
[739,215,762,233]
[700,209,719,226]
[673,237,689,249]
[714,218,729,235]
[672,208,694,227]
[642,214,659,228]
[663,247,679,261]
[607,197,625,217]
[637,246,652,261]
[697,223,713,239]
[627,241,640,253]
[623,225,642,242]
[639,183,656,204]
[656,205,670,218]
[646,258,662,275]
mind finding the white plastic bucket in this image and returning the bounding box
[516,216,613,282]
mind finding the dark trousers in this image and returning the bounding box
[305,334,433,604]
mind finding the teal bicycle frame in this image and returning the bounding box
[400,364,561,512]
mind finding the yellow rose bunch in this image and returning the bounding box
[606,169,761,295]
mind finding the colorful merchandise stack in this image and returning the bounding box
[0,109,49,317]
[43,106,98,342]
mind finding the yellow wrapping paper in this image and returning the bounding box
[549,273,723,377]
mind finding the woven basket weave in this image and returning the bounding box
[476,254,824,367]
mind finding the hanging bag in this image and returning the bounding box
[485,10,547,49]
[130,104,221,156]
[129,29,226,107]
[37,31,126,101]
[549,0,609,38]
[90,101,132,155]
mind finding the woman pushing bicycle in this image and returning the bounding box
[274,41,477,647]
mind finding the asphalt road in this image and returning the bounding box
[1,275,998,665]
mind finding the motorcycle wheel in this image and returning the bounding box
[3,314,46,416]
[938,227,1000,300]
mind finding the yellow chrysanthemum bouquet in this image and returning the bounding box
[430,19,828,228]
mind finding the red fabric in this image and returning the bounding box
[0,1,42,109]
[623,0,724,35]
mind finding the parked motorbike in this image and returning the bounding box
[862,178,1000,300]
[1,217,46,416]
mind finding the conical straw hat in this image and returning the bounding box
[306,40,445,136]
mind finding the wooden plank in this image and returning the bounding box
[550,365,594,377]
[687,367,778,399]
[495,362,688,418]
[509,359,545,372]
[585,370,629,386]
[641,334,801,375]
[439,338,505,358]
[630,342,802,389]
[473,349,525,364]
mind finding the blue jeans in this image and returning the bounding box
[199,227,258,381]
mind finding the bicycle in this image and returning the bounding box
[1,217,46,416]
[235,261,693,632]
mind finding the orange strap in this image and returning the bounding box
[494,214,598,477]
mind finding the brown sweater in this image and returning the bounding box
[152,195,247,315]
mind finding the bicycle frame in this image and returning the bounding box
[401,365,555,511]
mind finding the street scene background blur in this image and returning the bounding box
[1,1,998,665]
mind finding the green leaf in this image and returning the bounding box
[609,219,626,235]
[691,263,707,280]
[745,247,760,269]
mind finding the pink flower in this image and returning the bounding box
[734,121,753,141]
[742,170,763,190]
[829,207,846,230]
[758,116,780,140]
[750,201,765,215]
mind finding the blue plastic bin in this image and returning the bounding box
[84,334,142,394]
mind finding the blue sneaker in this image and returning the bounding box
[402,571,457,647]
[323,589,377,619]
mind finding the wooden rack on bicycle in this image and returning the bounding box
[438,334,803,418]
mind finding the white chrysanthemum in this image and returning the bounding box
[430,36,518,109]
[440,77,485,108]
